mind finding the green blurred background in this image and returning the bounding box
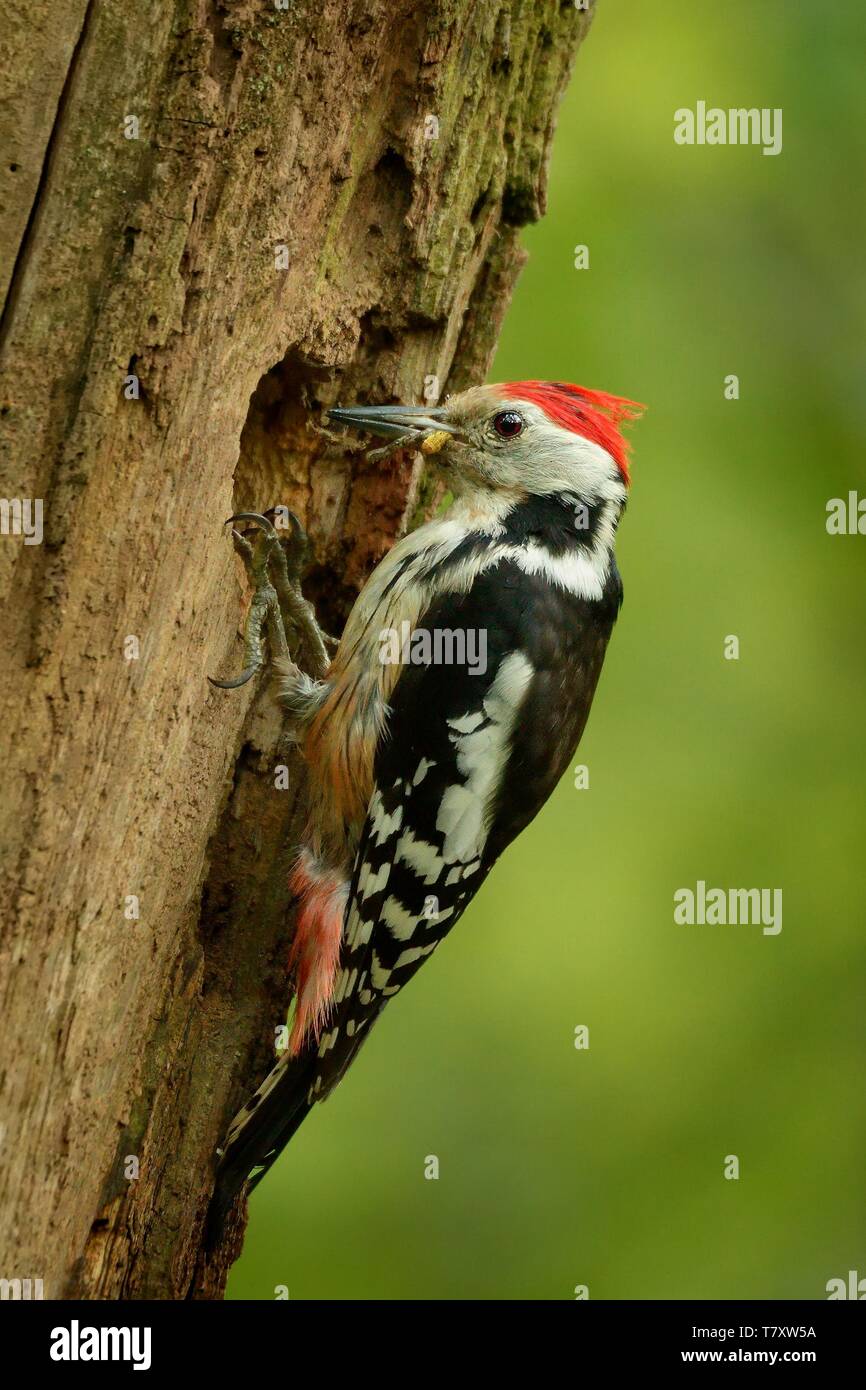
[229,0,865,1299]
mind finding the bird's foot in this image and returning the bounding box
[209,511,333,690]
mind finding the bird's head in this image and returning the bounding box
[328,381,643,512]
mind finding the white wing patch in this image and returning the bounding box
[369,791,402,846]
[447,710,486,734]
[370,952,391,990]
[394,942,438,970]
[358,858,391,900]
[394,826,445,884]
[381,894,419,941]
[436,652,533,865]
[505,541,608,602]
[345,904,374,950]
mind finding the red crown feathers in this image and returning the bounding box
[502,381,644,485]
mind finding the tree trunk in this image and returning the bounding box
[0,0,592,1299]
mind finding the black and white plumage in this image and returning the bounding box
[208,381,641,1243]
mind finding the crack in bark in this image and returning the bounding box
[0,0,96,345]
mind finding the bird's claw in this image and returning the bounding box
[208,665,261,691]
[209,510,332,689]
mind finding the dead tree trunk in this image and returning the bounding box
[0,0,593,1299]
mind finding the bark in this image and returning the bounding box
[0,0,593,1299]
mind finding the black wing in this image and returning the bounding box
[309,555,622,1098]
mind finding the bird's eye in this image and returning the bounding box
[492,410,524,439]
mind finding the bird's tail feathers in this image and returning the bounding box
[206,1045,316,1250]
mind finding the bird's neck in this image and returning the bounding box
[449,487,622,556]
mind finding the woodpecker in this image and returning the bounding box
[207,380,643,1243]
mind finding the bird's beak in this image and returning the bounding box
[327,402,459,448]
